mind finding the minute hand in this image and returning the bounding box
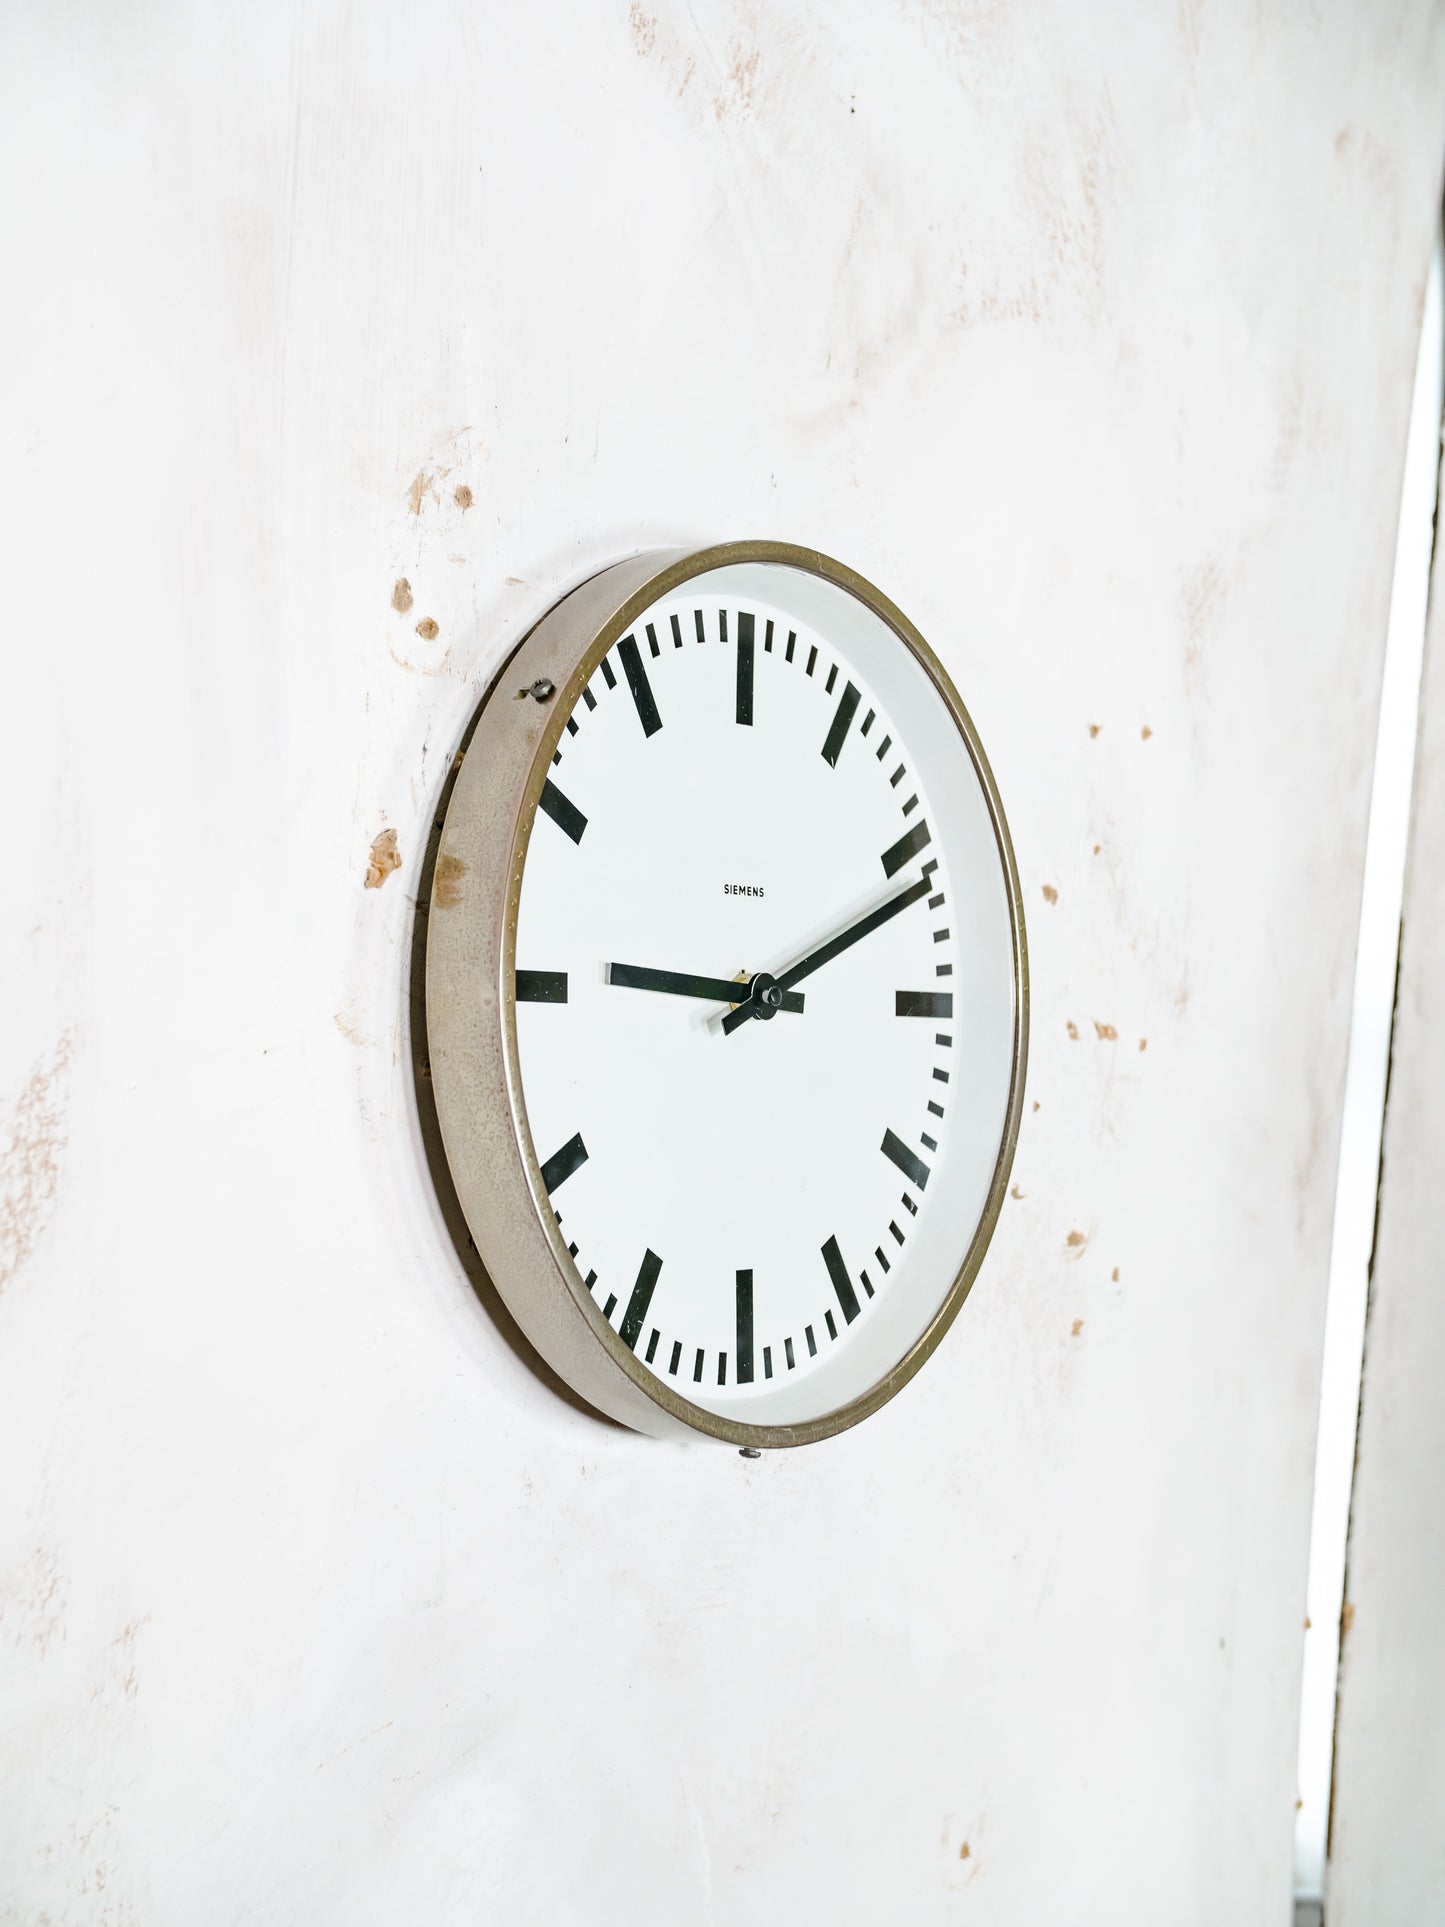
[721,874,932,1036]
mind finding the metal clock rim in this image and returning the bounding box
[477,538,1030,1448]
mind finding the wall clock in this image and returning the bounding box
[425,542,1027,1447]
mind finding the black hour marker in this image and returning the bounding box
[540,1131,588,1193]
[693,1347,704,1381]
[902,795,919,816]
[540,778,587,844]
[861,1270,874,1297]
[896,989,953,1019]
[645,1328,660,1364]
[620,1248,663,1351]
[646,622,660,657]
[763,1344,773,1377]
[567,1241,578,1258]
[785,631,796,663]
[928,1099,944,1117]
[806,644,817,677]
[565,716,579,736]
[902,1193,918,1215]
[890,765,905,787]
[582,684,596,711]
[584,1269,597,1291]
[822,1234,861,1325]
[719,609,728,642]
[928,892,945,909]
[936,963,953,976]
[552,750,562,765]
[934,927,951,943]
[825,1309,838,1340]
[882,1127,931,1190]
[875,733,891,760]
[670,613,683,648]
[874,1245,891,1274]
[764,619,774,652]
[600,655,617,689]
[694,608,706,644]
[889,1220,904,1245]
[785,1336,796,1369]
[603,1293,618,1318]
[861,708,875,736]
[821,680,862,768]
[736,1269,754,1384]
[669,1340,681,1375]
[921,1132,937,1151]
[805,1324,817,1356]
[936,1034,952,1048]
[618,633,662,738]
[881,820,931,877]
[718,1352,727,1384]
[736,612,755,727]
[517,969,568,1004]
[825,663,838,694]
[933,1068,949,1084]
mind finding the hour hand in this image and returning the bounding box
[607,962,805,1013]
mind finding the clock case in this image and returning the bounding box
[422,541,1028,1447]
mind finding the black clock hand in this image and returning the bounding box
[607,962,805,1013]
[720,873,932,1036]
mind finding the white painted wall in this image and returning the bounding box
[1,5,1441,1922]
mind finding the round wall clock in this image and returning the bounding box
[425,542,1027,1447]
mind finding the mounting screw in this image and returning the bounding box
[517,677,555,702]
[739,1446,762,1460]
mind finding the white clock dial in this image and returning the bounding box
[508,559,1018,1429]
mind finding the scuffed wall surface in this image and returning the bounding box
[1,3,1441,1921]
[1327,443,1445,1926]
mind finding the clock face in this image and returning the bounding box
[508,559,1019,1430]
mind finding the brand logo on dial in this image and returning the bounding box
[723,883,765,898]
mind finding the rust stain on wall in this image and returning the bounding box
[365,828,401,890]
[434,852,466,909]
[416,617,440,641]
[453,484,473,510]
[0,1031,74,1293]
[1041,884,1058,904]
[0,1545,67,1657]
[1093,1021,1118,1040]
[391,577,413,614]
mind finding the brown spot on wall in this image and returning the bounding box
[1138,1037,1148,1052]
[1065,1229,1087,1255]
[1,1033,73,1293]
[1041,884,1058,904]
[1066,1020,1079,1040]
[0,1544,66,1656]
[1092,843,1101,855]
[364,828,401,890]
[1010,1185,1025,1200]
[434,851,466,910]
[1093,1021,1117,1041]
[1088,723,1101,738]
[959,1842,971,1861]
[505,576,526,587]
[1032,1100,1040,1111]
[453,484,473,510]
[1111,1267,1119,1282]
[715,39,761,120]
[1341,1601,1355,1634]
[416,617,440,641]
[628,0,657,53]
[1141,724,1153,740]
[1071,1318,1084,1337]
[391,577,413,614]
